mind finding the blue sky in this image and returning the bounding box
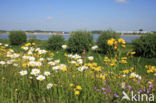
[0,0,156,31]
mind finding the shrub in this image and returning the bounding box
[96,31,119,54]
[132,33,156,58]
[28,35,37,43]
[47,35,65,51]
[68,31,93,53]
[9,31,27,45]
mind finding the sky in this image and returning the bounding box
[0,0,156,31]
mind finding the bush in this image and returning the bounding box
[28,35,37,43]
[9,31,27,45]
[96,31,119,54]
[132,33,156,58]
[47,35,65,51]
[68,31,93,53]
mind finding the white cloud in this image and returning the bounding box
[115,0,127,3]
[47,16,53,20]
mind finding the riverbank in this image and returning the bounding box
[0,32,149,36]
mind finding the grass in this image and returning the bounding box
[0,39,155,102]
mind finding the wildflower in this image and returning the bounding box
[107,38,115,46]
[130,67,134,71]
[88,56,94,61]
[47,58,53,61]
[62,45,67,49]
[48,61,56,66]
[147,90,150,94]
[39,58,44,62]
[44,71,51,76]
[77,66,88,72]
[122,74,126,77]
[4,44,9,47]
[77,59,83,64]
[102,88,106,91]
[7,60,13,64]
[131,52,136,55]
[19,70,28,76]
[138,89,142,94]
[22,46,29,50]
[69,83,74,87]
[121,82,126,88]
[32,43,35,46]
[62,67,67,71]
[47,83,53,89]
[118,38,126,44]
[13,63,18,67]
[36,75,45,81]
[149,84,153,88]
[75,90,80,95]
[29,57,35,61]
[0,61,5,65]
[76,85,82,90]
[104,92,107,94]
[122,70,129,74]
[31,68,40,76]
[114,94,119,98]
[91,45,98,50]
[54,60,60,64]
[122,45,126,47]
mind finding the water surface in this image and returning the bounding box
[0,34,140,43]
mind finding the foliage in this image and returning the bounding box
[96,31,119,54]
[0,41,155,102]
[47,35,65,51]
[132,33,156,58]
[68,31,93,53]
[28,35,37,43]
[9,31,27,45]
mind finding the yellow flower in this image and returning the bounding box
[15,88,18,92]
[107,38,115,46]
[118,38,126,44]
[114,46,117,49]
[54,84,58,87]
[25,43,31,47]
[121,57,127,60]
[123,70,129,74]
[75,90,80,95]
[122,45,126,47]
[94,66,101,72]
[100,75,105,80]
[131,52,136,55]
[76,85,82,90]
[69,83,74,87]
[32,43,35,46]
[62,67,67,71]
[121,60,127,64]
[64,53,68,57]
[22,63,27,67]
[130,67,134,71]
[110,63,115,66]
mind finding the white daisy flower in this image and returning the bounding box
[47,83,53,89]
[19,70,28,76]
[88,56,94,61]
[31,68,40,76]
[44,71,51,76]
[36,75,45,81]
[62,45,67,49]
[91,45,98,50]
